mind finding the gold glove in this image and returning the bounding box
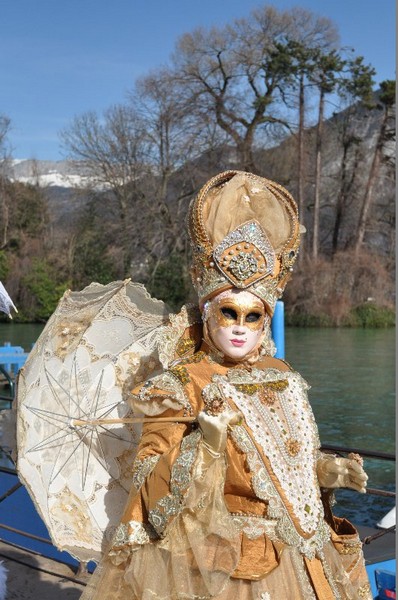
[197,409,242,454]
[317,456,368,493]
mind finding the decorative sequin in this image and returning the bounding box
[266,380,289,392]
[258,387,277,406]
[286,438,301,457]
[133,370,192,414]
[111,519,157,549]
[234,383,259,395]
[358,583,372,597]
[338,541,363,555]
[228,251,259,280]
[172,351,206,367]
[176,337,196,356]
[202,383,226,415]
[169,364,190,385]
[131,455,160,491]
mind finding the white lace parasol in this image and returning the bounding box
[0,281,17,318]
[16,280,169,563]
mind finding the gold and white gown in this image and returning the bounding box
[80,343,371,600]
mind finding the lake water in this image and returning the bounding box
[285,327,395,526]
[0,322,395,527]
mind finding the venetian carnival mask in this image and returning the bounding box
[204,289,268,360]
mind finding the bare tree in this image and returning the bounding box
[309,50,344,258]
[172,7,300,172]
[61,75,202,281]
[0,114,11,163]
[130,69,202,277]
[60,106,153,269]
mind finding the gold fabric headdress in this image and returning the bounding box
[188,170,302,315]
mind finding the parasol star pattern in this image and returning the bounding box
[25,354,133,492]
[16,280,169,562]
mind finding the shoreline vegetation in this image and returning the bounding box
[0,252,395,328]
[0,304,395,329]
[285,303,395,328]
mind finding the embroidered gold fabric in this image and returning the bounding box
[131,455,160,491]
[148,431,201,536]
[81,348,371,600]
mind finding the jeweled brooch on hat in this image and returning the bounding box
[213,220,276,288]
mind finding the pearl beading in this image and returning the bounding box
[220,371,323,534]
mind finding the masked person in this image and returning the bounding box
[81,171,371,600]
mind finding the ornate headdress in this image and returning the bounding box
[188,170,302,315]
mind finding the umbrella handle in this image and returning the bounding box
[72,416,197,426]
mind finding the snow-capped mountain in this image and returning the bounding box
[9,159,91,188]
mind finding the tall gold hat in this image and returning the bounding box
[188,170,302,315]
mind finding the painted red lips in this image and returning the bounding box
[230,339,246,347]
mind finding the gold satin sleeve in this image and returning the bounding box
[119,405,193,528]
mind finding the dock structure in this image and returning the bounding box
[0,538,88,599]
[0,343,29,376]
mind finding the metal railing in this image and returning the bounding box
[321,443,396,499]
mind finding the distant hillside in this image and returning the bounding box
[8,159,92,228]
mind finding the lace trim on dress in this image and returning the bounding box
[157,304,202,369]
[108,519,158,565]
[148,430,202,536]
[231,515,277,540]
[131,370,192,416]
[222,370,324,535]
[131,455,160,491]
[290,549,318,600]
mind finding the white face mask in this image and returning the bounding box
[206,290,267,360]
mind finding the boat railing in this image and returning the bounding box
[0,444,395,527]
[0,364,14,403]
[0,343,29,376]
[0,433,395,590]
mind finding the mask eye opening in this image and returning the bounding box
[220,307,237,320]
[246,312,262,323]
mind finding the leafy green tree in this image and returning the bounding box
[21,259,69,321]
[0,250,9,280]
[331,56,375,252]
[146,252,191,311]
[68,201,122,288]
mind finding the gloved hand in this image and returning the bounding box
[197,408,242,454]
[317,456,368,493]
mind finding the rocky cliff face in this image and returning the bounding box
[254,99,395,258]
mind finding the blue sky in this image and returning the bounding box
[0,0,395,160]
